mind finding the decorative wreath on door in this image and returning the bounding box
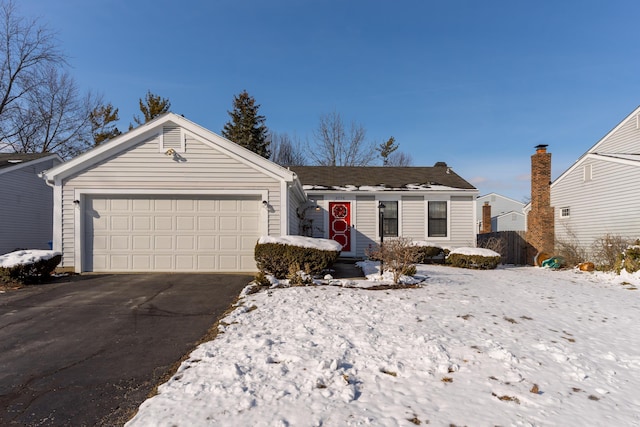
[332,204,348,218]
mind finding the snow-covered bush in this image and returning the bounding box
[614,242,640,274]
[411,242,447,264]
[0,250,62,285]
[447,247,501,270]
[255,236,341,279]
[366,237,420,284]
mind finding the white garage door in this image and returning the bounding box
[84,195,261,272]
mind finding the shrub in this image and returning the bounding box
[412,244,445,264]
[591,234,632,271]
[254,242,340,279]
[446,248,500,270]
[0,254,62,285]
[614,242,640,274]
[477,236,505,262]
[366,237,420,284]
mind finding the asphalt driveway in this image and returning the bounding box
[0,273,252,426]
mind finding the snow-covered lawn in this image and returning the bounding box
[127,264,640,427]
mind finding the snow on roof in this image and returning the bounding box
[258,235,342,252]
[0,250,61,268]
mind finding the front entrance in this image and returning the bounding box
[328,201,352,252]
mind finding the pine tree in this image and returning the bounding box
[132,90,171,127]
[377,136,398,166]
[90,102,121,145]
[222,90,270,158]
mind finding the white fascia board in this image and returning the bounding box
[476,192,524,206]
[304,188,478,197]
[1,154,63,177]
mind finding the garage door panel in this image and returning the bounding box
[133,216,151,231]
[86,195,260,272]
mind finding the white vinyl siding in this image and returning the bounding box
[552,157,640,257]
[59,132,282,270]
[401,196,425,239]
[0,158,60,254]
[449,196,476,247]
[592,114,640,153]
[355,195,376,257]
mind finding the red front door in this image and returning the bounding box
[329,202,351,252]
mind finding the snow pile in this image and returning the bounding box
[448,246,501,257]
[127,265,640,426]
[0,250,61,268]
[258,235,342,252]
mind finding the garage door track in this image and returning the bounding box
[0,273,251,426]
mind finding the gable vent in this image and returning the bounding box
[162,125,183,152]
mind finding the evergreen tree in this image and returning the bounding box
[132,90,170,127]
[222,90,270,158]
[90,102,121,145]
[377,136,398,166]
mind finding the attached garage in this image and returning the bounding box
[84,194,262,272]
[41,113,307,273]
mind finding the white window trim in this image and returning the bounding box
[425,199,450,240]
[560,207,571,218]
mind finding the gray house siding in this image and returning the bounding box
[402,195,425,239]
[355,195,376,257]
[592,112,639,154]
[552,157,640,256]
[305,192,477,258]
[58,130,283,269]
[477,193,525,232]
[448,195,477,247]
[1,157,60,254]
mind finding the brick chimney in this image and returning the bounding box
[526,144,555,261]
[481,202,492,234]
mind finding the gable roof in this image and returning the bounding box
[291,164,476,191]
[41,113,298,184]
[476,192,525,206]
[0,153,62,175]
[551,105,640,190]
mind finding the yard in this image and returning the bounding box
[126,263,640,426]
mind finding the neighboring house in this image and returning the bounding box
[1,153,63,254]
[41,113,306,273]
[476,193,525,233]
[291,165,478,258]
[41,113,478,273]
[548,105,640,256]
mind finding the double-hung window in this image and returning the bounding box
[428,201,447,237]
[381,201,398,237]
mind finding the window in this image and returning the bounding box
[560,207,570,218]
[428,201,447,237]
[381,201,398,237]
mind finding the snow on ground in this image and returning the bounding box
[127,264,640,427]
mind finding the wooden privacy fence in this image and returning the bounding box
[477,231,533,265]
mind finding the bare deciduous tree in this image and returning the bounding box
[310,111,376,166]
[387,151,413,166]
[6,66,100,157]
[269,132,306,166]
[0,0,100,157]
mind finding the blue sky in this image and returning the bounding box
[21,0,640,201]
